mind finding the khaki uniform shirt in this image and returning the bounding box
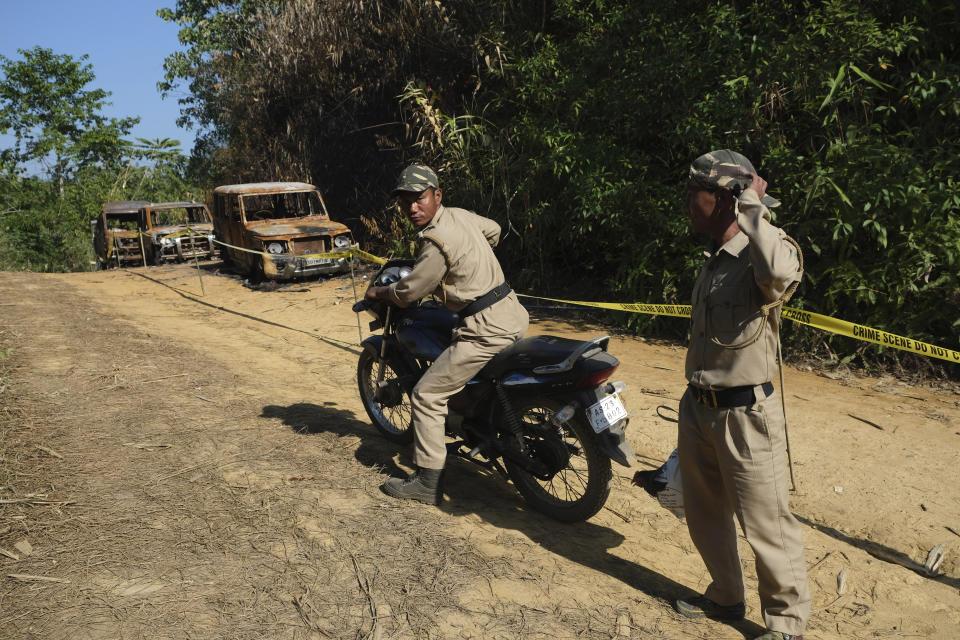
[388,205,505,311]
[685,189,802,389]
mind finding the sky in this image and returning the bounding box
[0,0,198,156]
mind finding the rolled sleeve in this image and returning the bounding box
[737,190,802,301]
[389,241,447,306]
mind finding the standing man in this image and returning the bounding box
[674,150,809,640]
[365,165,529,505]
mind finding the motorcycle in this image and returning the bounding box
[352,260,635,523]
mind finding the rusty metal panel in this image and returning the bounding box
[213,182,315,195]
[102,200,150,214]
[290,237,329,255]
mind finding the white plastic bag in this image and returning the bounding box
[636,448,685,518]
[652,448,684,518]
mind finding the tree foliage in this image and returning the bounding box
[1,49,197,272]
[0,47,139,192]
[152,1,960,371]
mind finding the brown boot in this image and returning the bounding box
[381,467,443,505]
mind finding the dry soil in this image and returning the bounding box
[1,263,958,639]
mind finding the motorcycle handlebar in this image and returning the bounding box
[352,300,369,313]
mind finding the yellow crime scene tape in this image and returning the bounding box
[181,239,960,365]
[780,307,960,364]
[518,294,692,319]
[517,294,960,365]
[211,238,386,265]
[161,227,209,240]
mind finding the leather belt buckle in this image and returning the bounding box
[693,386,719,409]
[704,389,719,409]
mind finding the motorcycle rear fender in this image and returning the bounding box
[575,387,633,468]
[594,420,634,467]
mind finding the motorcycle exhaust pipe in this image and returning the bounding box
[550,403,577,425]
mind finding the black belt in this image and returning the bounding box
[459,282,511,318]
[689,381,774,409]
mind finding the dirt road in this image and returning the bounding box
[1,263,958,639]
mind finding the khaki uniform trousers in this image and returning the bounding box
[678,386,810,636]
[411,293,528,469]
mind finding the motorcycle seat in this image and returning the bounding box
[480,335,604,379]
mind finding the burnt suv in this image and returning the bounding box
[139,201,218,265]
[93,200,150,268]
[212,182,354,280]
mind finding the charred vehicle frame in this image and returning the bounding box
[211,182,354,280]
[92,200,150,269]
[139,201,218,265]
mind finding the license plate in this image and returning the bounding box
[586,395,627,433]
[303,257,331,266]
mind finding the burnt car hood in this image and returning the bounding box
[245,218,349,238]
[149,223,214,236]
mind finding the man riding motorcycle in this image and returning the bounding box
[364,165,529,505]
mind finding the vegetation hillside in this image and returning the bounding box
[3,1,959,373]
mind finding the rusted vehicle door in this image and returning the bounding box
[213,191,251,271]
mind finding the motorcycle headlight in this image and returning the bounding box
[377,265,413,285]
[333,234,351,249]
[266,241,285,254]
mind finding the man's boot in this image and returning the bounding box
[381,467,443,505]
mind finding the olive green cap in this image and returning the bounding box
[392,164,439,195]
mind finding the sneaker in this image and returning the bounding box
[753,632,803,640]
[674,595,746,620]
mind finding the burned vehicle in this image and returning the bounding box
[212,182,354,280]
[139,201,218,265]
[93,200,150,268]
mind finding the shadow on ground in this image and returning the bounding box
[260,401,410,479]
[796,515,960,589]
[259,400,764,638]
[440,457,765,638]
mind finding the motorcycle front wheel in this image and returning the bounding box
[504,398,612,523]
[357,349,414,444]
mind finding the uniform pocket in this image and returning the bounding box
[706,283,763,345]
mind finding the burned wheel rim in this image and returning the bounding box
[357,350,414,444]
[505,399,612,523]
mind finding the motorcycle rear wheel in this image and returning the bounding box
[504,398,612,523]
[357,349,414,444]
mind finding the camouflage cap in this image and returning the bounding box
[392,164,439,195]
[688,149,780,208]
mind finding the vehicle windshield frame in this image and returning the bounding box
[238,190,329,223]
[104,212,140,231]
[149,206,211,228]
